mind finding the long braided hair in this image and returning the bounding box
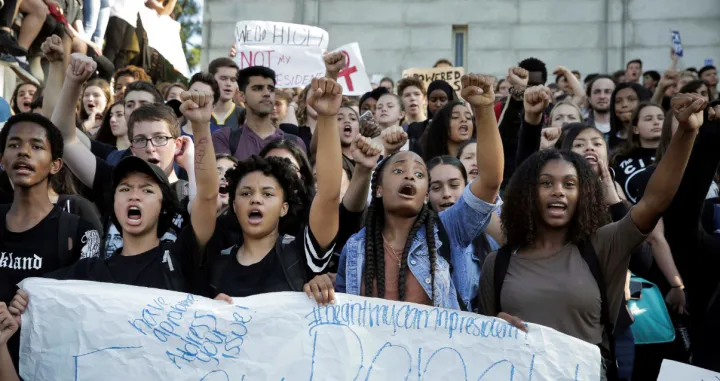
[364,153,440,303]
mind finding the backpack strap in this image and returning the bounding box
[229,126,243,156]
[492,246,513,314]
[275,235,305,292]
[160,240,185,292]
[577,240,619,381]
[57,212,80,267]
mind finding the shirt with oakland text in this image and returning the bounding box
[0,205,99,370]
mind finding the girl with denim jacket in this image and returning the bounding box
[336,74,504,309]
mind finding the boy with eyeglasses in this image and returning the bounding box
[51,54,193,257]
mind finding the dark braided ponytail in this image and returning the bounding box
[364,153,440,305]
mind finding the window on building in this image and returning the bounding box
[453,25,468,68]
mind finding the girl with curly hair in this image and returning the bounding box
[203,78,344,304]
[478,92,708,380]
[336,74,503,309]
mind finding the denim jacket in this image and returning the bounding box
[336,185,501,310]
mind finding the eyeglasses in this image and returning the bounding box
[131,136,174,149]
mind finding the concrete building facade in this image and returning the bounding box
[203,0,720,81]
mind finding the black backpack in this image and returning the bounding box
[0,205,80,267]
[488,241,619,381]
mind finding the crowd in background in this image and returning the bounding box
[0,7,719,380]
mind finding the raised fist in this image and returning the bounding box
[351,135,382,170]
[66,53,97,84]
[180,90,214,125]
[460,74,495,108]
[380,126,408,154]
[523,85,552,117]
[660,70,679,89]
[324,52,346,75]
[671,93,707,131]
[540,127,562,150]
[507,67,529,89]
[41,35,64,62]
[307,77,343,117]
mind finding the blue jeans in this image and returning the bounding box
[83,0,112,45]
[615,326,635,380]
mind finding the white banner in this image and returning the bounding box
[331,43,372,96]
[138,7,191,78]
[657,360,720,380]
[234,21,329,88]
[19,278,602,381]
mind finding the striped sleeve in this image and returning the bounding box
[304,225,336,274]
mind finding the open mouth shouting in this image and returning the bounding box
[584,152,598,165]
[219,184,229,199]
[458,124,470,135]
[247,208,264,225]
[469,168,479,177]
[547,201,568,218]
[126,205,143,226]
[146,157,161,166]
[342,124,353,137]
[398,183,418,199]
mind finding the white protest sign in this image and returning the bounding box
[234,20,329,88]
[331,43,372,96]
[138,7,190,78]
[657,359,720,380]
[19,278,602,381]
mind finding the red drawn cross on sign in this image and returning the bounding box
[338,50,358,91]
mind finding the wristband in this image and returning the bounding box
[509,86,525,101]
[672,284,684,289]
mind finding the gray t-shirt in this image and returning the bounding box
[478,212,647,346]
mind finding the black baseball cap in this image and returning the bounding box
[112,156,170,190]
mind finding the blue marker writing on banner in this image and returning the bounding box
[671,30,683,57]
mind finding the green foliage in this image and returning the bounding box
[174,0,202,72]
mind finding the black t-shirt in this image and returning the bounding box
[625,166,655,204]
[212,248,288,297]
[203,226,336,298]
[92,156,189,258]
[612,147,656,200]
[0,205,99,369]
[48,226,199,291]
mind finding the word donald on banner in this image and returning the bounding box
[331,43,372,96]
[234,20,329,88]
[19,278,602,381]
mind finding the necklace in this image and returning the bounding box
[382,234,403,268]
